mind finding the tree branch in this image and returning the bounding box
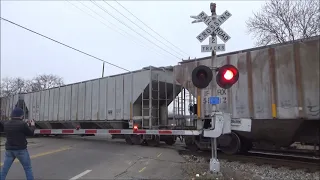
[246,0,320,46]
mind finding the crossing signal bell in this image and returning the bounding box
[191,65,213,89]
[216,64,239,89]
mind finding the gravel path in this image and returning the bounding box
[181,155,320,180]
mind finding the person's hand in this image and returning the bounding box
[28,119,35,127]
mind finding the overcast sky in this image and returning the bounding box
[1,1,266,84]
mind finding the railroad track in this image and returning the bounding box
[253,147,320,156]
[30,135,320,173]
[178,147,320,173]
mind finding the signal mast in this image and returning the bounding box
[190,2,239,173]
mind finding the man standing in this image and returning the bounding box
[0,107,35,180]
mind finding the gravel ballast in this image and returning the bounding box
[181,155,320,180]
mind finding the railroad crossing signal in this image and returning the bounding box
[190,4,235,174]
[216,64,239,89]
[191,65,239,89]
[192,10,232,43]
[191,9,231,53]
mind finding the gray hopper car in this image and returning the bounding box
[174,35,320,154]
[0,66,181,144]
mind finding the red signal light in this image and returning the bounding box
[133,125,138,130]
[216,64,239,89]
[224,70,234,80]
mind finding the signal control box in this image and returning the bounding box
[203,112,232,138]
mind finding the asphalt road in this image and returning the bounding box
[0,135,187,180]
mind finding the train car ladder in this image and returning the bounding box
[142,67,160,129]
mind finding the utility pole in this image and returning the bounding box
[211,3,217,58]
[209,2,219,173]
[102,62,105,78]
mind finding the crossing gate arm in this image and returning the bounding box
[34,129,202,136]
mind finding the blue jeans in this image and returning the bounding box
[0,149,34,180]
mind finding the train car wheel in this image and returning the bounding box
[141,140,148,146]
[219,132,241,155]
[146,135,160,147]
[125,135,133,145]
[185,136,199,152]
[164,136,176,146]
[131,135,143,145]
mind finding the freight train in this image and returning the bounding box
[0,36,319,155]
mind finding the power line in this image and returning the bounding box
[115,0,190,57]
[91,0,182,60]
[103,1,185,58]
[66,0,116,31]
[0,17,130,72]
[71,1,174,61]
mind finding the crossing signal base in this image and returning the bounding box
[204,112,232,173]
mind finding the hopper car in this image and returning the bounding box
[0,36,319,155]
[175,35,320,154]
[0,66,185,146]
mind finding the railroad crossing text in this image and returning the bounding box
[201,44,225,52]
[196,10,232,43]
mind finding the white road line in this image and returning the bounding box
[69,170,92,180]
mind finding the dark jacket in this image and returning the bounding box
[2,118,35,150]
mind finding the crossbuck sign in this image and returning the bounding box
[194,11,232,43]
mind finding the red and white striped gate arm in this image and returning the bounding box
[34,129,201,136]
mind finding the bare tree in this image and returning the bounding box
[246,0,320,46]
[0,74,64,97]
[26,74,64,91]
[0,77,14,97]
[0,77,28,97]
